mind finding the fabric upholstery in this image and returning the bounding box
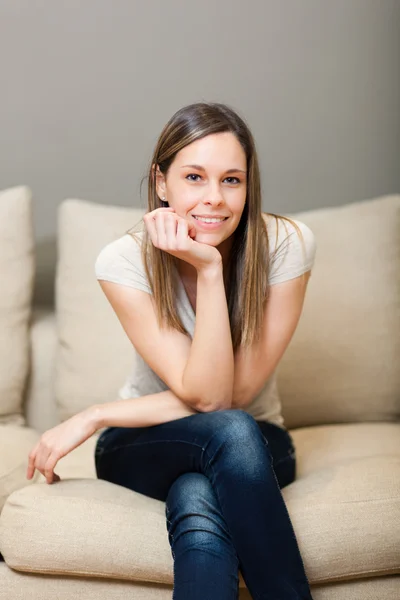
[24,308,59,434]
[0,562,398,599]
[0,425,41,512]
[278,194,400,428]
[55,199,143,422]
[54,195,400,428]
[0,186,35,426]
[0,193,399,598]
[0,422,399,585]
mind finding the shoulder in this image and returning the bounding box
[95,232,141,275]
[261,213,317,285]
[94,230,152,294]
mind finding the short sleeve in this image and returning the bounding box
[94,233,152,295]
[267,217,317,285]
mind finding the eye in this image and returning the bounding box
[185,174,241,184]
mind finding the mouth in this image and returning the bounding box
[192,216,229,230]
[192,216,229,221]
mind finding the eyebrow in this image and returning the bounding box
[180,164,246,174]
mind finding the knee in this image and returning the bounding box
[204,410,271,474]
[212,409,266,448]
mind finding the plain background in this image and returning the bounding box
[1,0,399,306]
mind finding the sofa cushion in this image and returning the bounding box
[0,566,397,600]
[0,423,399,585]
[0,564,398,600]
[0,186,35,426]
[0,425,41,513]
[290,421,400,478]
[279,194,400,428]
[24,308,59,434]
[55,199,144,422]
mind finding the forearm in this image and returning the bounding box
[182,264,234,411]
[92,389,203,430]
[230,346,256,409]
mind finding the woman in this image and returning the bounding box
[27,102,316,599]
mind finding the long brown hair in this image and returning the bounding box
[125,102,306,352]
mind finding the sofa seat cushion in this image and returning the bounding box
[290,421,400,478]
[0,425,41,512]
[0,563,399,600]
[0,422,399,586]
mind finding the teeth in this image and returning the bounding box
[194,216,226,223]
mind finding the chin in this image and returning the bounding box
[196,234,226,247]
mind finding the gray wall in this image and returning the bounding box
[1,0,399,306]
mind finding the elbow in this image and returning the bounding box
[181,386,232,413]
[197,395,232,413]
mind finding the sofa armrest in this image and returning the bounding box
[24,306,59,434]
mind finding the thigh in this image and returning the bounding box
[94,411,294,501]
[95,411,233,502]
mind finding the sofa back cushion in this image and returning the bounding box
[0,186,35,425]
[54,195,400,428]
[55,199,143,421]
[278,194,400,428]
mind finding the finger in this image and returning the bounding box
[144,208,176,249]
[154,210,168,249]
[164,212,178,249]
[144,212,159,247]
[176,217,189,245]
[44,452,60,485]
[35,445,53,482]
[27,443,40,479]
[187,219,197,239]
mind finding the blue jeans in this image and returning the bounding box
[95,409,313,600]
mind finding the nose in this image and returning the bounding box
[205,180,225,206]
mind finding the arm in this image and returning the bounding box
[181,264,234,411]
[90,271,309,428]
[92,389,201,429]
[231,271,312,409]
[95,263,233,418]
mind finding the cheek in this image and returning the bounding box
[233,196,247,216]
[174,183,202,205]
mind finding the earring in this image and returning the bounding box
[161,196,169,207]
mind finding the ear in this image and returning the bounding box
[152,163,166,199]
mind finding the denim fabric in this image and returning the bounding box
[95,409,313,600]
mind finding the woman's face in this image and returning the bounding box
[155,132,247,249]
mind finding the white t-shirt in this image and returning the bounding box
[94,214,317,430]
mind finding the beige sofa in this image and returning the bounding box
[0,186,399,599]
